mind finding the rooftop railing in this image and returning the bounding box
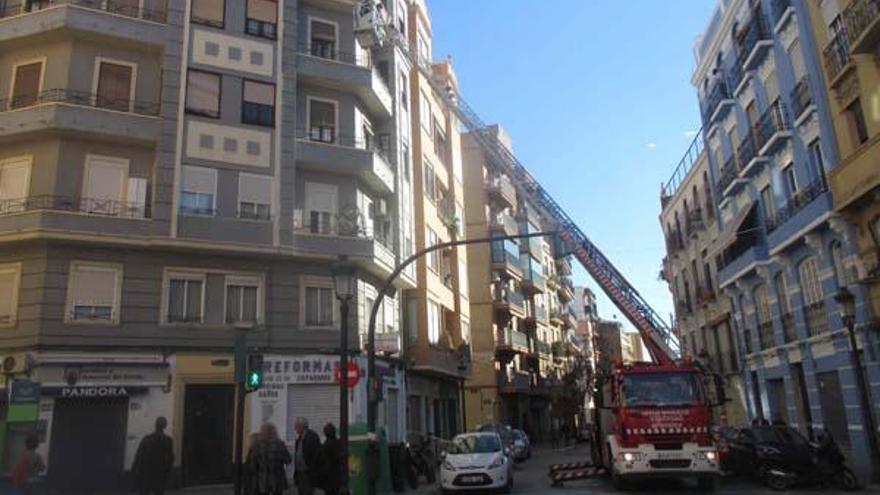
[662,130,704,200]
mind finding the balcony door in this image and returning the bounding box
[82,156,128,215]
[10,60,43,109]
[95,59,135,112]
[304,182,337,235]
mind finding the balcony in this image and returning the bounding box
[293,212,396,277]
[804,301,830,337]
[487,174,516,208]
[549,308,565,326]
[296,129,395,195]
[770,0,793,31]
[829,133,880,210]
[753,100,791,156]
[789,75,813,121]
[717,155,746,197]
[438,197,459,235]
[823,30,853,87]
[685,209,705,237]
[782,312,797,343]
[492,285,525,318]
[537,340,552,356]
[767,176,829,234]
[407,345,468,378]
[0,194,151,237]
[718,244,767,286]
[558,276,574,302]
[489,211,519,237]
[758,321,775,350]
[498,369,531,394]
[521,263,546,296]
[296,44,393,119]
[556,256,572,276]
[0,0,168,47]
[534,305,548,323]
[701,76,735,125]
[766,177,832,252]
[843,0,880,54]
[496,328,530,357]
[520,227,544,259]
[0,89,161,144]
[737,11,773,71]
[491,239,523,279]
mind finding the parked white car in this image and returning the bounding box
[440,432,513,494]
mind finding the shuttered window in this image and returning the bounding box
[186,70,221,118]
[0,157,31,214]
[167,273,204,323]
[427,300,441,344]
[180,166,216,215]
[304,182,337,234]
[308,99,336,142]
[83,156,128,215]
[192,0,224,27]
[10,62,42,109]
[310,20,336,59]
[0,264,21,326]
[226,276,261,324]
[67,262,121,323]
[798,257,822,305]
[304,286,333,327]
[96,61,134,112]
[238,173,272,220]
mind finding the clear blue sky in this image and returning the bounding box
[427,0,718,331]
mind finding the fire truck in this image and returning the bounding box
[354,2,724,490]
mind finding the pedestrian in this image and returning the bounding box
[293,417,324,495]
[321,423,342,495]
[132,417,174,495]
[248,423,291,495]
[11,433,45,495]
[243,432,260,495]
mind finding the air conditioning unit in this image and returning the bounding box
[371,199,388,217]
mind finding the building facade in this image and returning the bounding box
[0,0,414,488]
[461,125,577,439]
[684,0,878,479]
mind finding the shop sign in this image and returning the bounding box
[374,332,401,354]
[11,380,41,405]
[263,355,341,384]
[43,386,148,397]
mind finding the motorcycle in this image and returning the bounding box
[763,430,860,491]
[403,432,437,488]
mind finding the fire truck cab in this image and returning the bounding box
[595,363,722,490]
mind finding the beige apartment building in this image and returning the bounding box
[461,125,577,438]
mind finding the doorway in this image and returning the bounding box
[182,384,234,486]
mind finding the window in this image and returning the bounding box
[754,284,771,324]
[310,19,337,59]
[226,276,260,324]
[383,298,395,333]
[238,173,272,220]
[783,165,798,198]
[417,32,430,65]
[83,155,127,215]
[95,60,134,112]
[246,0,276,39]
[808,139,825,179]
[0,263,21,327]
[788,39,806,79]
[186,70,221,118]
[761,185,775,220]
[242,80,275,127]
[459,259,469,297]
[427,300,441,344]
[845,99,869,147]
[424,160,436,202]
[308,98,336,143]
[830,241,849,286]
[192,0,224,27]
[402,143,410,182]
[167,273,204,323]
[180,166,216,215]
[67,262,121,323]
[0,156,31,213]
[419,91,432,133]
[427,228,439,272]
[798,256,823,305]
[461,320,470,344]
[303,182,337,234]
[304,284,334,327]
[433,119,447,165]
[399,71,409,111]
[775,272,791,314]
[10,61,43,109]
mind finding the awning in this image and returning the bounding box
[712,202,756,254]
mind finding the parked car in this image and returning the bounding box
[511,429,530,461]
[440,432,513,494]
[475,423,515,459]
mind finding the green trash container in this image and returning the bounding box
[347,423,392,495]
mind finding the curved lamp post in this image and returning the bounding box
[332,256,357,495]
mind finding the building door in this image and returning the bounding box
[817,371,851,452]
[790,363,814,438]
[48,397,128,492]
[182,384,234,486]
[766,379,789,424]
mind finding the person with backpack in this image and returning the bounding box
[249,423,292,495]
[11,434,45,495]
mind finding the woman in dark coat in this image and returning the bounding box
[248,423,291,495]
[321,423,342,495]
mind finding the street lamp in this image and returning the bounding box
[331,256,356,495]
[834,286,880,480]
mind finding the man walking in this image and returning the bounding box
[293,417,324,495]
[11,434,45,495]
[132,417,174,495]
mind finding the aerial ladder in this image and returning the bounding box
[355,2,722,489]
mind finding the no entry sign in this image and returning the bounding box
[333,362,361,388]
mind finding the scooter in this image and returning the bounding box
[763,431,860,491]
[403,432,437,489]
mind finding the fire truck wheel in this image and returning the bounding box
[697,475,718,492]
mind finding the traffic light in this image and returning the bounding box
[245,354,264,392]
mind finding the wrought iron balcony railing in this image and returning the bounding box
[737,11,772,68]
[766,175,828,232]
[0,195,150,218]
[770,0,792,28]
[0,0,167,22]
[737,132,759,171]
[790,75,812,120]
[843,0,880,50]
[753,99,790,151]
[805,301,830,337]
[296,42,370,68]
[0,88,160,116]
[823,30,852,83]
[716,156,739,195]
[293,209,394,251]
[702,77,731,123]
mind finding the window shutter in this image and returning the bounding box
[72,265,118,307]
[84,158,127,201]
[0,159,30,201]
[304,182,337,213]
[0,267,17,322]
[239,173,272,205]
[12,63,42,101]
[128,177,147,216]
[311,20,336,40]
[182,166,216,194]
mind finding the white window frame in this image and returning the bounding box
[300,275,337,329]
[0,262,22,328]
[180,165,217,216]
[238,172,272,220]
[8,58,46,103]
[798,257,823,305]
[305,96,339,143]
[65,261,123,325]
[427,299,441,345]
[224,274,264,325]
[783,164,798,197]
[162,269,207,325]
[82,154,129,214]
[91,57,138,112]
[0,156,32,213]
[419,90,432,133]
[307,16,339,56]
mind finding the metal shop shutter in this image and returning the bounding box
[287,384,340,441]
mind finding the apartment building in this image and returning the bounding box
[689,0,876,477]
[0,0,413,489]
[401,0,472,440]
[660,137,747,426]
[808,0,880,329]
[461,125,577,438]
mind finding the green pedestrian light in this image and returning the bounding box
[245,354,264,392]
